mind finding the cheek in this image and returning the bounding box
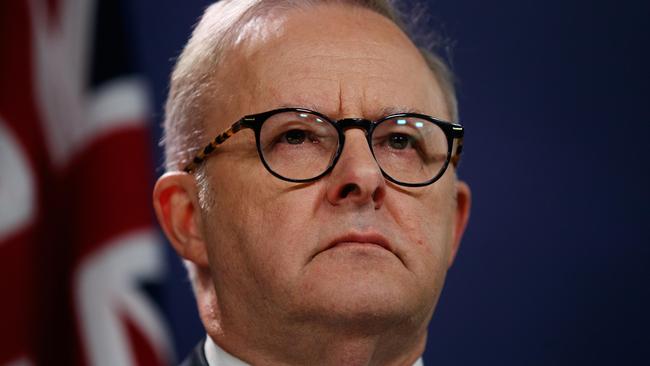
[389,186,456,270]
[206,173,322,281]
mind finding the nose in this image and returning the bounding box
[325,129,386,208]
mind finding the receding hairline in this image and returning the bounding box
[163,0,458,172]
[218,3,447,114]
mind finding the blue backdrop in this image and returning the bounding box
[124,0,649,364]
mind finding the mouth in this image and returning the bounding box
[321,232,396,257]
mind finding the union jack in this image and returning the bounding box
[0,0,173,364]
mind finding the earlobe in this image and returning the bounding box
[153,172,210,267]
[448,180,471,267]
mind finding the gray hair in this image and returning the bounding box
[162,0,458,172]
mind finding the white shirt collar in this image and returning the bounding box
[204,336,250,366]
[204,335,424,366]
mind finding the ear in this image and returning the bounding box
[153,172,209,267]
[447,180,471,268]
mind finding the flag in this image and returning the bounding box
[0,0,173,364]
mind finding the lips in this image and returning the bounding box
[325,232,394,255]
[307,229,404,264]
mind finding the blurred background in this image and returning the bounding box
[1,0,648,365]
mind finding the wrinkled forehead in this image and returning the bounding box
[208,3,446,127]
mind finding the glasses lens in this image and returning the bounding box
[372,116,449,185]
[259,111,339,180]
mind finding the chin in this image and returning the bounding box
[294,293,431,335]
[290,265,434,332]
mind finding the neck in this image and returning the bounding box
[214,322,426,366]
[195,269,429,366]
[202,296,428,366]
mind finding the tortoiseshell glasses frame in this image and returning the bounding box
[183,107,464,187]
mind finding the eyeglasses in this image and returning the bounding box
[184,107,464,187]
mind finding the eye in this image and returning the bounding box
[388,133,412,150]
[283,129,307,144]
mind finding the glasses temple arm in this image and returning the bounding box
[183,120,245,173]
[450,135,464,167]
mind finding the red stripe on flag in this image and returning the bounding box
[123,312,167,366]
[62,125,155,259]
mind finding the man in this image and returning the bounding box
[153,0,471,365]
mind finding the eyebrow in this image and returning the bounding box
[378,106,426,117]
[277,103,324,113]
[275,104,427,119]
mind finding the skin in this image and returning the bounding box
[154,4,471,366]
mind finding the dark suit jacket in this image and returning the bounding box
[179,338,209,366]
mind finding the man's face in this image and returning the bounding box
[197,4,469,332]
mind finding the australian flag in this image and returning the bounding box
[0,0,174,364]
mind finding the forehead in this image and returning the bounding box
[210,4,448,127]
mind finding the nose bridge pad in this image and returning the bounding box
[337,118,374,159]
[337,118,372,135]
[331,118,384,202]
